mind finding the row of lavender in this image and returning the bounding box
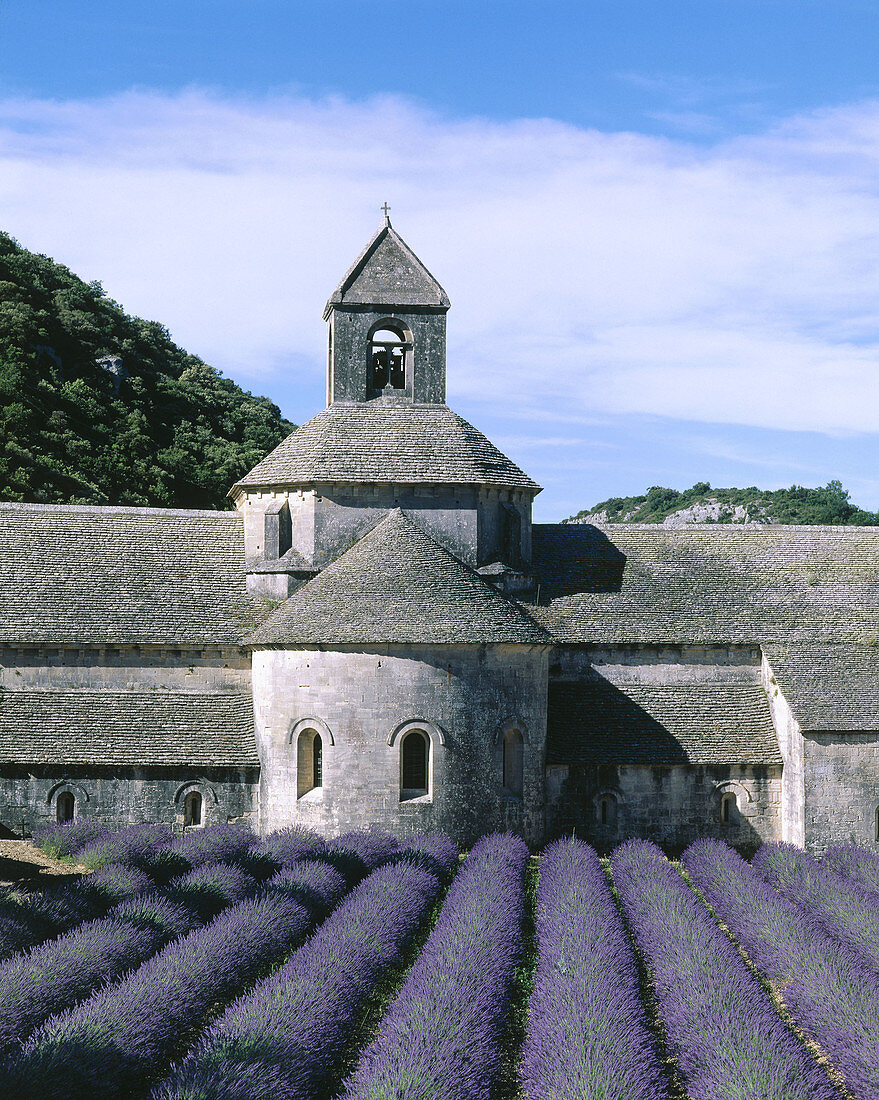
[0,820,458,1098]
[8,818,879,1099]
[521,835,879,1100]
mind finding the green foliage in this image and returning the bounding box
[569,479,879,526]
[0,231,295,508]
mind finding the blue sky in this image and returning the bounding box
[3,1,879,520]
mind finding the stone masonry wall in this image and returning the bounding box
[762,655,805,846]
[0,766,259,838]
[546,762,782,854]
[252,642,549,846]
[801,733,879,853]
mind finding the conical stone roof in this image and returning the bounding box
[246,509,551,646]
[232,402,541,493]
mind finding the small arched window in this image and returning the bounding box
[720,792,736,824]
[184,790,203,828]
[297,728,323,798]
[502,729,524,800]
[401,729,429,799]
[370,325,409,392]
[598,796,617,826]
[56,791,75,824]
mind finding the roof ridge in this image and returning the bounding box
[247,508,551,646]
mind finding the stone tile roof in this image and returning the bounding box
[0,691,258,767]
[232,403,540,493]
[528,523,879,647]
[325,223,450,312]
[547,676,780,767]
[0,503,256,646]
[764,644,879,730]
[248,509,552,647]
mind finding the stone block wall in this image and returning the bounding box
[802,733,879,852]
[252,642,549,846]
[0,766,259,838]
[762,656,805,846]
[545,762,782,854]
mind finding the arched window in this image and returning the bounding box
[401,729,429,799]
[598,796,617,826]
[297,728,323,798]
[502,728,524,799]
[184,790,203,828]
[874,805,879,842]
[56,791,75,824]
[370,325,410,392]
[720,792,736,824]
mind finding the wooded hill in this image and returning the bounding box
[567,481,879,526]
[0,232,295,509]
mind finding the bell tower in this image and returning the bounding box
[323,213,450,405]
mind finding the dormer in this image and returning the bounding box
[324,217,450,405]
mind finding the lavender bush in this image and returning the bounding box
[75,824,174,872]
[169,823,257,870]
[152,855,447,1100]
[519,837,667,1099]
[5,858,345,1099]
[683,838,879,1098]
[163,862,255,922]
[823,843,879,894]
[0,862,157,961]
[254,825,328,868]
[753,841,879,970]
[613,840,835,1100]
[396,831,460,882]
[75,862,154,908]
[263,860,347,920]
[341,833,528,1100]
[32,820,109,860]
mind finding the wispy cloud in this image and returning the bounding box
[3,88,879,443]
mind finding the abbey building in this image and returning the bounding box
[2,220,879,853]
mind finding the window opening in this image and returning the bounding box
[370,327,408,391]
[597,796,617,826]
[184,790,202,828]
[56,791,75,824]
[502,729,524,799]
[401,730,428,797]
[298,728,322,797]
[720,792,736,824]
[875,805,879,842]
[313,733,323,789]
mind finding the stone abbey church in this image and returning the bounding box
[3,220,879,854]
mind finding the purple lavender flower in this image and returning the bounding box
[520,837,666,1099]
[163,861,255,922]
[341,833,528,1100]
[824,843,879,894]
[32,820,109,860]
[255,825,328,869]
[754,841,879,971]
[76,824,174,871]
[152,856,444,1100]
[5,860,340,1099]
[613,839,836,1100]
[683,837,879,1098]
[169,823,257,870]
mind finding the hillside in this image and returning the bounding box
[0,232,295,509]
[565,480,879,526]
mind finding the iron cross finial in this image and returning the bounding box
[381,201,391,223]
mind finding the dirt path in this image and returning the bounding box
[0,839,86,890]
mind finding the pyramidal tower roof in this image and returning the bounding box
[246,509,550,646]
[324,219,450,317]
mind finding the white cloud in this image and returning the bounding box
[3,89,879,436]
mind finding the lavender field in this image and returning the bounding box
[0,824,874,1099]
